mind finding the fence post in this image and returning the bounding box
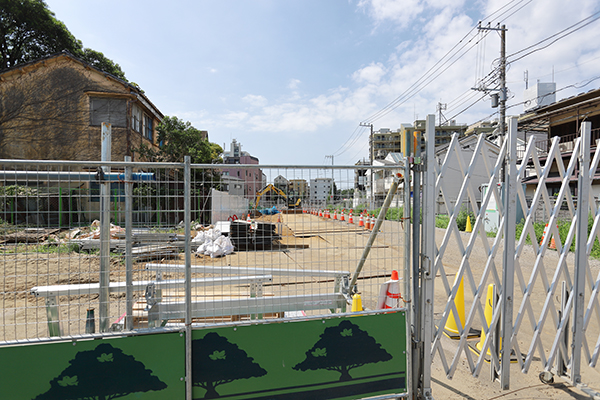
[99,122,112,332]
[500,116,518,389]
[184,156,192,400]
[124,156,133,331]
[421,114,436,398]
[572,121,591,383]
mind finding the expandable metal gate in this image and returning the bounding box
[405,115,600,399]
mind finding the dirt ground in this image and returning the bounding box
[2,213,600,399]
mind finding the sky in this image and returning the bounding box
[45,0,600,166]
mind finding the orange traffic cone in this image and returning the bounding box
[349,210,354,224]
[247,213,251,222]
[333,210,337,220]
[539,223,549,246]
[377,270,402,310]
[358,213,364,228]
[277,212,282,223]
[341,210,345,221]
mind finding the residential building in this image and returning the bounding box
[0,51,162,161]
[309,178,332,206]
[289,179,308,198]
[273,175,289,192]
[221,139,263,199]
[518,87,600,210]
[221,176,245,197]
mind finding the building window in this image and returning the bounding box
[144,114,153,141]
[89,97,127,127]
[131,105,142,133]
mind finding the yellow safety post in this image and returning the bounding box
[351,293,363,313]
[476,284,495,355]
[466,215,472,233]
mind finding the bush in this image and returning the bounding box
[456,208,475,231]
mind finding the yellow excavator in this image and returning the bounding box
[254,184,301,209]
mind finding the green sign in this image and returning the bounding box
[0,332,184,400]
[0,312,406,400]
[191,312,406,400]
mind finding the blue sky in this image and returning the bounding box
[45,0,600,165]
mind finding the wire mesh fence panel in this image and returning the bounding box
[0,160,406,344]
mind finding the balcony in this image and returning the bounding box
[517,127,600,160]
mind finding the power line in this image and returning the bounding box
[507,11,600,64]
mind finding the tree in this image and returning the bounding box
[0,0,126,79]
[34,343,167,400]
[192,332,267,398]
[293,320,393,382]
[135,116,222,164]
[79,48,126,81]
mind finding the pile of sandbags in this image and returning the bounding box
[192,228,234,258]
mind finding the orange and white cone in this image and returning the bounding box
[333,210,338,220]
[377,270,401,310]
[349,210,354,224]
[540,223,549,246]
[341,210,345,221]
[358,213,364,228]
[247,213,251,222]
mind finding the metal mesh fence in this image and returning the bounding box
[0,160,406,343]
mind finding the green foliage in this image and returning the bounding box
[456,208,475,232]
[134,116,222,164]
[78,48,126,80]
[0,0,126,79]
[0,185,38,196]
[436,214,450,229]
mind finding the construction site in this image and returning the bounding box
[2,116,600,400]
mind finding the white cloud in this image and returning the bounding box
[242,94,268,108]
[199,0,600,163]
[352,62,386,84]
[288,79,301,90]
[358,0,425,28]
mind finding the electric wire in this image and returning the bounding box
[507,11,600,64]
[358,0,530,125]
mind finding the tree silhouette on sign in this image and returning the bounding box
[293,320,393,381]
[34,343,167,400]
[192,332,267,398]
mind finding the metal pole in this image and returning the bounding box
[349,177,399,291]
[360,123,375,210]
[124,156,133,331]
[500,116,518,389]
[500,25,506,146]
[404,156,413,399]
[184,156,193,400]
[99,122,111,332]
[572,121,591,384]
[420,114,436,398]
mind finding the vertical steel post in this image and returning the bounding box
[421,114,436,398]
[124,156,133,331]
[404,157,413,399]
[500,117,518,389]
[184,156,193,400]
[572,121,590,384]
[99,122,111,332]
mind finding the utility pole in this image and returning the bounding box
[474,23,507,143]
[436,102,447,126]
[360,122,374,210]
[325,155,334,202]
